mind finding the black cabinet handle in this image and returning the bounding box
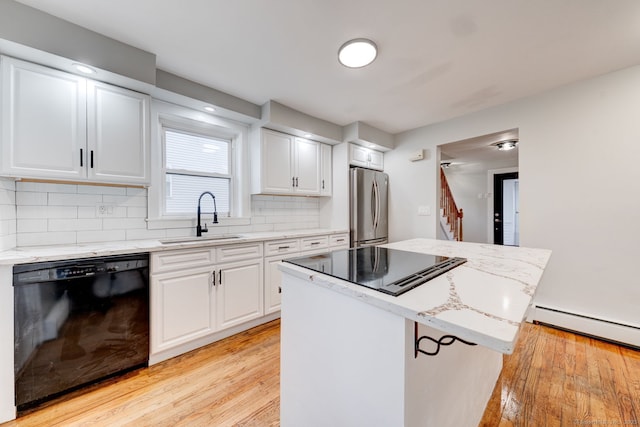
[295,177,299,187]
[80,149,83,167]
[90,150,94,169]
[219,270,222,285]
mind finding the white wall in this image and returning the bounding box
[385,64,640,333]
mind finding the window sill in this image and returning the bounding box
[146,216,251,230]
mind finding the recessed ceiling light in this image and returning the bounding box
[338,38,377,68]
[304,133,312,138]
[204,106,216,112]
[496,140,518,151]
[72,63,96,74]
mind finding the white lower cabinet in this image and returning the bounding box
[150,233,348,361]
[151,265,216,354]
[263,233,350,314]
[216,259,264,329]
[150,243,263,357]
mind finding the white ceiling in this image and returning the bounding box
[15,0,640,134]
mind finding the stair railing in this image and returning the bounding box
[440,168,464,241]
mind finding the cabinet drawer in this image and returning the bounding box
[300,235,329,251]
[152,249,214,274]
[264,239,300,256]
[329,233,349,247]
[216,243,263,263]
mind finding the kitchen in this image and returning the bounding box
[1,0,640,426]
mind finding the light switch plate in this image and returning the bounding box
[418,205,431,216]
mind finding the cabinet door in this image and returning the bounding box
[1,57,86,179]
[262,129,294,193]
[320,143,332,196]
[264,254,299,314]
[368,150,384,171]
[151,266,216,354]
[217,259,264,330]
[87,81,150,184]
[294,138,320,195]
[349,144,369,168]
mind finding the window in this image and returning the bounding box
[163,128,232,217]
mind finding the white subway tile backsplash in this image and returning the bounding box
[16,191,48,206]
[5,182,321,247]
[17,182,77,194]
[49,193,103,206]
[17,219,47,233]
[77,185,126,195]
[125,229,166,241]
[103,218,146,230]
[17,206,77,219]
[18,231,76,246]
[127,207,147,218]
[102,195,147,207]
[77,230,126,244]
[49,218,102,232]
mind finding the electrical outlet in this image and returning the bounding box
[96,204,114,217]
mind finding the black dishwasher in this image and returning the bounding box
[13,253,149,410]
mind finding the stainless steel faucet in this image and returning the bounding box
[196,191,218,236]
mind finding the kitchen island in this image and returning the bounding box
[278,238,551,427]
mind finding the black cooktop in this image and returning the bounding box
[284,246,466,297]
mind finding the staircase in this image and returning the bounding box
[440,167,463,241]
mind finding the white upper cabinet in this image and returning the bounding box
[293,137,320,195]
[87,80,149,184]
[320,143,332,196]
[1,57,87,180]
[349,143,384,171]
[251,128,322,196]
[0,56,150,185]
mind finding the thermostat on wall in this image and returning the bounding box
[409,149,424,161]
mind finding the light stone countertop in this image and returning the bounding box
[278,238,552,354]
[0,228,349,265]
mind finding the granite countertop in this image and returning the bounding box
[0,228,349,265]
[278,238,552,354]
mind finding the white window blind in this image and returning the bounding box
[164,128,231,216]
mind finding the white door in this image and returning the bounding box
[216,259,264,329]
[294,138,320,195]
[151,266,216,353]
[262,129,294,193]
[87,81,150,184]
[320,143,332,196]
[1,57,86,179]
[349,145,369,168]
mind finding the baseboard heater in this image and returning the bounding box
[531,305,640,350]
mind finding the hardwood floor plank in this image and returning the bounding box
[2,319,639,427]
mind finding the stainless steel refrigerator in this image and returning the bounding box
[350,167,389,247]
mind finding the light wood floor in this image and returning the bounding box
[3,319,639,426]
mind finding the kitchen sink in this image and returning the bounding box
[159,235,242,245]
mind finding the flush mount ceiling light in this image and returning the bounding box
[495,140,518,151]
[204,106,216,112]
[72,63,96,74]
[338,38,378,68]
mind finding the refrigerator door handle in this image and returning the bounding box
[373,178,380,230]
[371,180,377,229]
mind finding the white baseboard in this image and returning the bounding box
[531,305,640,349]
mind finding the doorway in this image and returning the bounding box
[493,172,519,246]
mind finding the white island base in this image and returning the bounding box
[280,273,502,427]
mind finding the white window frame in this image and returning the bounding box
[147,100,251,230]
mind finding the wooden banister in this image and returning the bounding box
[440,168,464,241]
